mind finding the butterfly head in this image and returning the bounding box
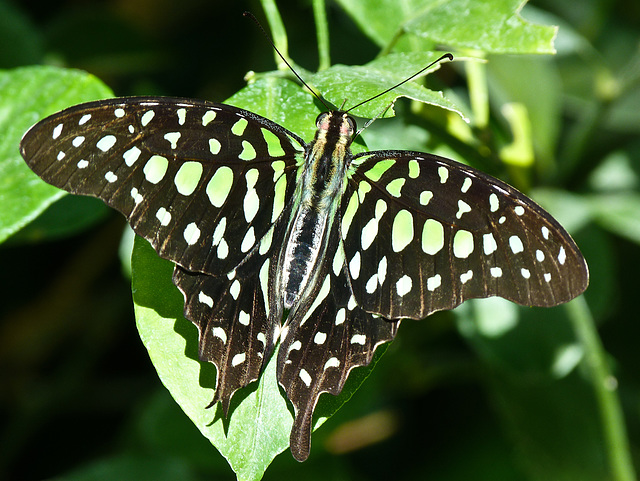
[315,111,356,141]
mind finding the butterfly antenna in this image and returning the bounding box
[345,53,453,114]
[243,12,332,111]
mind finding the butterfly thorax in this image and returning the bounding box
[274,111,354,316]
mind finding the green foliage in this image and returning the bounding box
[1,0,639,480]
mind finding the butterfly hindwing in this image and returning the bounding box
[20,97,304,275]
[277,226,399,461]
[172,213,291,414]
[342,150,589,320]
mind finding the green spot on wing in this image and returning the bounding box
[392,209,414,252]
[239,140,257,160]
[272,175,287,222]
[231,117,248,136]
[174,161,203,196]
[364,159,395,182]
[206,166,234,207]
[261,128,286,157]
[144,155,168,184]
[422,219,444,254]
[385,178,405,197]
[341,191,359,240]
[408,159,420,179]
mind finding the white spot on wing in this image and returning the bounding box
[324,357,340,370]
[156,207,171,226]
[212,327,226,344]
[97,135,116,152]
[509,235,524,254]
[123,146,141,166]
[483,233,497,255]
[230,279,240,300]
[299,369,312,387]
[231,353,246,367]
[239,310,250,326]
[427,274,442,291]
[183,222,200,245]
[438,166,449,183]
[199,291,213,307]
[460,270,473,284]
[558,246,566,265]
[349,251,361,279]
[396,275,412,296]
[164,131,181,149]
[141,110,155,126]
[241,226,256,252]
[314,332,327,345]
[489,193,499,212]
[456,200,472,219]
[52,123,63,139]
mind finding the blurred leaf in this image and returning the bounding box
[487,55,562,166]
[335,0,556,54]
[588,193,640,245]
[455,299,610,481]
[587,148,640,192]
[0,66,112,244]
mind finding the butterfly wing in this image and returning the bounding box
[172,218,289,415]
[341,150,589,320]
[276,225,399,461]
[20,96,306,417]
[20,97,304,276]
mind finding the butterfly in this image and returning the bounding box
[20,69,588,461]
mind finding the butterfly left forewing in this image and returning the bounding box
[20,97,304,276]
[341,150,589,320]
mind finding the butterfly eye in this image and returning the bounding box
[344,115,356,136]
[315,112,331,128]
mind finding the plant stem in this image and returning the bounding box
[465,54,488,129]
[566,297,636,481]
[260,0,289,70]
[312,0,330,71]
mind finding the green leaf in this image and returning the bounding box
[587,193,640,245]
[335,0,557,54]
[132,77,391,479]
[0,66,113,244]
[133,234,291,481]
[310,52,465,119]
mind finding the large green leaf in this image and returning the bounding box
[335,0,556,54]
[0,66,112,243]
[132,77,390,480]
